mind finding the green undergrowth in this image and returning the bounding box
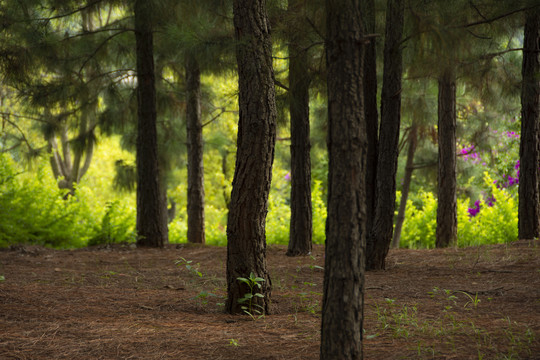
[0,149,522,250]
[367,292,536,359]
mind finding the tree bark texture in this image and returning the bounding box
[226,0,276,315]
[134,0,168,247]
[186,55,206,244]
[320,0,366,358]
[436,69,457,248]
[287,0,312,257]
[519,11,540,240]
[363,0,378,238]
[392,123,417,248]
[366,0,404,270]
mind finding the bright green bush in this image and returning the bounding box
[398,172,518,248]
[0,154,92,248]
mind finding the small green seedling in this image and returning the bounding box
[0,275,5,281]
[237,272,265,320]
[229,338,239,347]
[175,257,203,277]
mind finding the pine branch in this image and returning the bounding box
[459,5,539,28]
[202,108,237,128]
[1,116,36,153]
[19,0,105,22]
[78,29,130,74]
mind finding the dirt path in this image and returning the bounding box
[0,240,538,359]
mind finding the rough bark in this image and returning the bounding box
[320,0,366,358]
[392,123,417,248]
[226,0,276,315]
[287,0,312,257]
[186,55,205,244]
[366,0,404,270]
[519,11,540,240]
[436,69,457,248]
[134,0,168,247]
[363,0,378,238]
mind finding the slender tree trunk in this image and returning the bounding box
[287,0,312,257]
[436,69,457,248]
[392,123,418,248]
[186,55,205,244]
[320,0,366,358]
[226,0,276,315]
[134,0,168,247]
[519,10,540,240]
[363,0,378,238]
[366,0,404,270]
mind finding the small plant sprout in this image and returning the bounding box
[237,272,265,320]
[0,275,5,281]
[228,338,239,347]
[175,257,203,277]
[457,291,481,308]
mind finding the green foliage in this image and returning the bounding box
[0,153,90,248]
[175,257,203,278]
[237,272,266,320]
[88,201,136,246]
[398,172,518,249]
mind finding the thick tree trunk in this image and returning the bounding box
[287,0,312,257]
[363,0,378,238]
[366,0,404,270]
[519,11,540,240]
[436,69,457,248]
[226,0,276,315]
[134,0,168,247]
[186,55,205,244]
[320,0,366,359]
[392,123,418,248]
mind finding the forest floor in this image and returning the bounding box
[0,240,538,360]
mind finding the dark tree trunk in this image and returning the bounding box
[134,0,168,247]
[392,123,418,248]
[287,0,312,257]
[363,0,378,238]
[519,11,540,240]
[320,0,366,358]
[186,55,205,244]
[366,0,404,271]
[436,69,457,248]
[226,0,276,315]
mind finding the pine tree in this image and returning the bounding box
[518,9,540,240]
[134,0,168,247]
[226,0,276,315]
[321,0,367,357]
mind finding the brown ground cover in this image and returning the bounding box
[0,240,538,359]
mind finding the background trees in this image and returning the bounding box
[0,1,535,257]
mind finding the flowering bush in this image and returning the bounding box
[398,172,518,248]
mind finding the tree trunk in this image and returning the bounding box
[226,0,276,315]
[363,0,378,238]
[186,55,206,244]
[392,123,418,248]
[320,0,366,358]
[436,69,457,248]
[287,0,312,257]
[366,0,404,271]
[134,0,168,247]
[519,10,540,240]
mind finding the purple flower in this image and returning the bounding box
[284,172,291,181]
[468,200,481,217]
